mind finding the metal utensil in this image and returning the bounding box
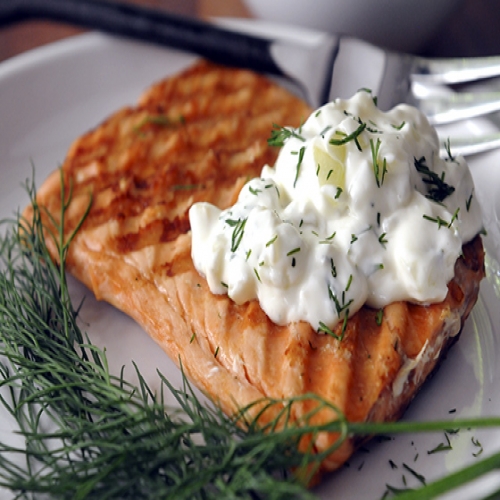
[3,0,500,155]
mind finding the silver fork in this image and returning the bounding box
[3,0,500,156]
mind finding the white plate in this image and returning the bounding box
[1,30,500,499]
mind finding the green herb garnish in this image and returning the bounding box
[414,156,455,202]
[466,193,473,212]
[226,217,247,252]
[254,267,262,282]
[330,258,337,278]
[357,87,378,106]
[266,235,278,247]
[370,138,388,187]
[422,214,451,229]
[472,436,483,457]
[293,146,305,188]
[329,122,366,147]
[268,124,306,147]
[402,463,426,486]
[134,114,185,135]
[2,174,500,499]
[392,121,406,131]
[443,138,455,162]
[318,321,344,341]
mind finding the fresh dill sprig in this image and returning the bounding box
[1,176,326,499]
[2,175,500,499]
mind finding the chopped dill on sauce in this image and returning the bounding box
[422,214,451,229]
[443,138,456,161]
[266,235,278,247]
[320,125,332,137]
[466,192,474,212]
[392,121,406,131]
[414,156,455,202]
[370,138,388,187]
[329,122,366,147]
[294,147,306,187]
[345,274,353,292]
[357,87,378,106]
[330,258,337,278]
[267,123,305,146]
[449,208,460,227]
[226,218,247,251]
[378,233,388,246]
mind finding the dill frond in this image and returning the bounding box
[1,174,500,500]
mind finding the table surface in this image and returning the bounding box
[1,0,500,63]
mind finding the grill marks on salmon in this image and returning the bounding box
[26,60,485,480]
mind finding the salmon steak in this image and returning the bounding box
[25,60,485,479]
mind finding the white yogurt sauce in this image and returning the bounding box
[189,91,483,335]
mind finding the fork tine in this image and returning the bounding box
[412,55,500,85]
[418,91,500,125]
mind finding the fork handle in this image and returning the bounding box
[0,0,285,77]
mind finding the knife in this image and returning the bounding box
[0,0,342,107]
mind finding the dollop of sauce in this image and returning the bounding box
[189,91,483,334]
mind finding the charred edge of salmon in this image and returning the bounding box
[336,235,485,480]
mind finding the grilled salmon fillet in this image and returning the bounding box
[25,60,485,480]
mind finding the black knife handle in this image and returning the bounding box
[0,0,285,76]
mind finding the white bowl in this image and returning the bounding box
[242,0,462,53]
